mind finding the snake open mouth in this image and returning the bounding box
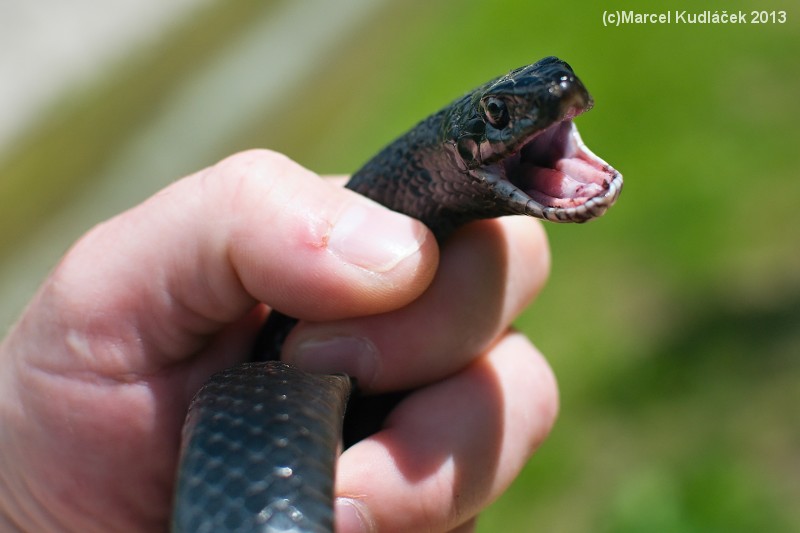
[504,119,622,222]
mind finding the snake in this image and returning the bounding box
[171,56,622,532]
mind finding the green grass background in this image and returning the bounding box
[2,0,798,531]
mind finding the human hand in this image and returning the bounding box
[0,150,557,532]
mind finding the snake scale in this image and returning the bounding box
[171,56,622,532]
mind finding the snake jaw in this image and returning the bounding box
[470,57,622,223]
[502,119,622,222]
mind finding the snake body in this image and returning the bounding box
[172,57,622,532]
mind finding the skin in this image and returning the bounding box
[0,149,558,533]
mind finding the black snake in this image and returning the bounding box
[171,56,622,532]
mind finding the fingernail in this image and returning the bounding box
[328,203,427,272]
[290,336,378,387]
[335,498,372,533]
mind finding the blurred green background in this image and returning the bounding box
[1,0,798,531]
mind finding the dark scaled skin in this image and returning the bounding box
[174,56,621,533]
[346,56,597,239]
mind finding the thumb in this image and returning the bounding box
[32,149,437,374]
[216,150,438,320]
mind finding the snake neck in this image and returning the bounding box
[345,110,498,241]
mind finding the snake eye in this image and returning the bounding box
[482,97,510,129]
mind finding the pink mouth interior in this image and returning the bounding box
[505,120,616,209]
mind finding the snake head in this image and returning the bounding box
[451,56,623,223]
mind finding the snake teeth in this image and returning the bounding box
[505,120,623,222]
